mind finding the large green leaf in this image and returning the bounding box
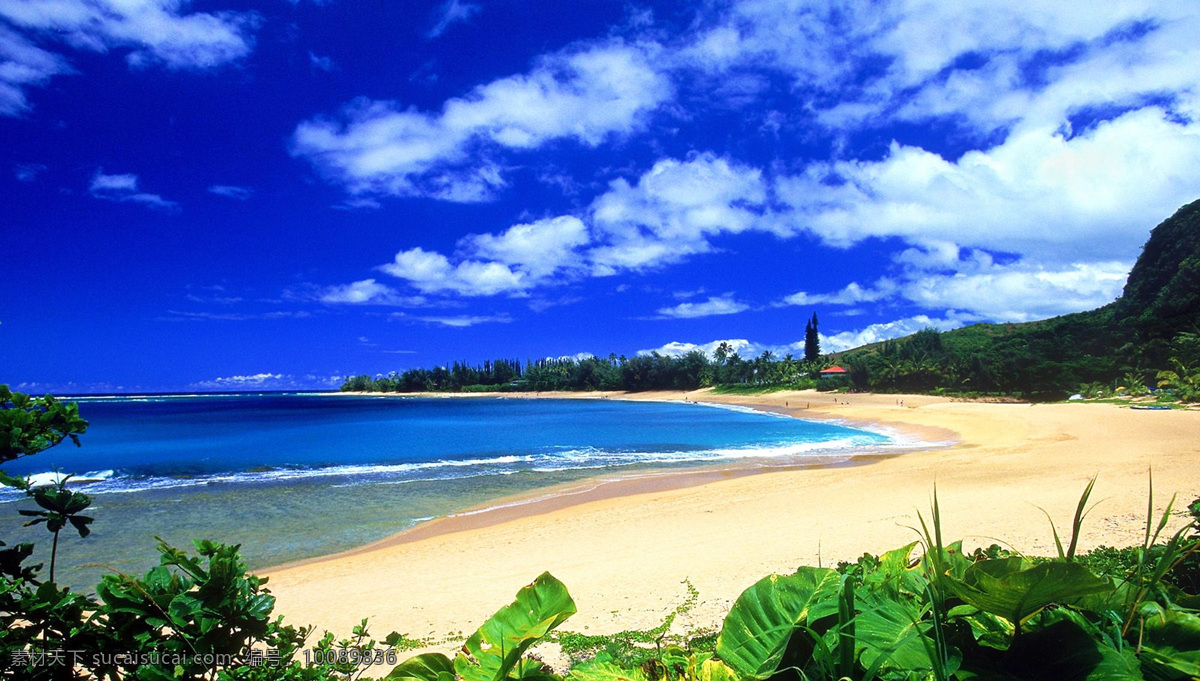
[1004,614,1143,681]
[715,567,840,680]
[854,590,940,674]
[388,653,457,681]
[566,660,647,681]
[454,572,576,681]
[942,559,1111,626]
[1140,607,1200,679]
[694,658,739,681]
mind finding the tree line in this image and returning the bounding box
[340,344,836,394]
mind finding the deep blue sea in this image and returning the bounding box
[0,393,901,588]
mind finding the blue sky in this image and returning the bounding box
[2,1,1199,393]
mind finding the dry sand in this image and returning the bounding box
[263,390,1200,658]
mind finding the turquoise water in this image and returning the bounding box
[0,394,895,588]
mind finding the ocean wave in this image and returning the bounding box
[0,433,938,502]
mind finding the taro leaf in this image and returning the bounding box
[454,572,576,681]
[948,605,1014,651]
[566,659,648,681]
[863,541,928,600]
[387,653,456,681]
[877,542,919,575]
[715,567,840,680]
[1140,607,1200,679]
[854,590,944,674]
[694,658,740,681]
[942,558,1111,626]
[1004,616,1142,681]
[511,657,560,681]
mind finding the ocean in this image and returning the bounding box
[0,393,903,588]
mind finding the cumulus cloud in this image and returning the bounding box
[460,215,589,279]
[319,279,427,306]
[780,280,897,307]
[655,295,750,319]
[778,109,1200,262]
[359,154,772,298]
[379,248,529,297]
[781,259,1129,324]
[89,171,178,211]
[900,261,1130,323]
[688,1,1200,137]
[819,315,969,353]
[291,41,671,200]
[0,0,259,115]
[589,155,771,274]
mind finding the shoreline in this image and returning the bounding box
[263,389,956,572]
[263,389,1200,655]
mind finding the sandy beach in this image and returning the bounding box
[263,390,1200,659]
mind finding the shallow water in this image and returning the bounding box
[0,394,896,589]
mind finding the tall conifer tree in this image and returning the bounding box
[804,313,820,362]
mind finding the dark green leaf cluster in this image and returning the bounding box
[0,384,88,467]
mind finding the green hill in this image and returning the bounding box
[839,198,1200,399]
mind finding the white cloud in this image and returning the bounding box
[291,41,671,201]
[319,279,426,306]
[191,372,343,390]
[780,259,1129,324]
[645,312,974,360]
[900,261,1130,323]
[0,0,258,114]
[361,154,772,298]
[379,248,528,297]
[550,352,596,362]
[427,0,481,39]
[460,215,589,279]
[397,313,513,328]
[589,154,772,274]
[207,184,252,200]
[641,338,757,359]
[780,280,897,307]
[655,295,750,319]
[0,25,68,115]
[689,1,1200,138]
[333,197,382,211]
[89,171,178,211]
[202,372,282,385]
[645,314,968,363]
[819,315,967,353]
[776,108,1200,263]
[90,172,138,192]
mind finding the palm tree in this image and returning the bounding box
[1156,359,1200,402]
